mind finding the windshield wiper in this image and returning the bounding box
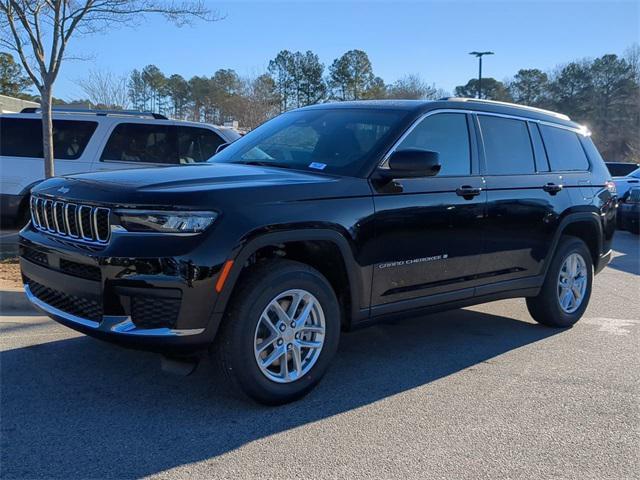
[235,160,294,169]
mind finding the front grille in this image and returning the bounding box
[131,296,181,329]
[27,278,102,321]
[59,259,101,281]
[31,196,110,244]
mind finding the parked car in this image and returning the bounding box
[612,167,640,202]
[617,186,640,234]
[0,108,240,227]
[605,161,640,177]
[19,98,617,405]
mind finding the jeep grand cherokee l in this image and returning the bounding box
[19,98,616,405]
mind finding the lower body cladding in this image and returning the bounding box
[19,239,222,354]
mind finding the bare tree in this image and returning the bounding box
[0,1,219,178]
[76,69,130,109]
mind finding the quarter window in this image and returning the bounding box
[479,116,535,175]
[539,125,590,171]
[178,127,225,163]
[101,123,178,164]
[397,113,471,176]
[0,118,97,160]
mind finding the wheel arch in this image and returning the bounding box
[213,228,367,329]
[546,211,604,276]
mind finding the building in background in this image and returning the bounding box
[0,94,38,113]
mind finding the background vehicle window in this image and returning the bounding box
[539,125,590,171]
[101,123,178,164]
[397,113,470,176]
[479,116,535,175]
[606,163,638,177]
[178,127,225,163]
[0,118,97,160]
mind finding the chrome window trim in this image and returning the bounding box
[378,108,588,169]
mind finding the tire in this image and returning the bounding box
[214,259,341,405]
[526,236,593,328]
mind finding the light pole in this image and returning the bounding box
[469,51,494,98]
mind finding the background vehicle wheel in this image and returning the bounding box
[214,259,341,405]
[526,236,593,328]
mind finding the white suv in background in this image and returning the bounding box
[0,108,241,226]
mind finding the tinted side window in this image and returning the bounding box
[529,122,550,172]
[101,123,178,164]
[0,118,97,160]
[539,125,590,171]
[479,115,535,175]
[397,113,470,176]
[178,127,225,163]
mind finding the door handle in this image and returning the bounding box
[542,183,563,195]
[456,185,482,199]
[628,180,639,184]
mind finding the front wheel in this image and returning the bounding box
[214,259,341,405]
[526,236,593,328]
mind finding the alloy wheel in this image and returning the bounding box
[253,289,326,383]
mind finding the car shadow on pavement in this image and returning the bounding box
[1,308,560,479]
[607,231,640,276]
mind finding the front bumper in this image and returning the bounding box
[19,225,228,353]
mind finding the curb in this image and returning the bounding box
[0,289,35,313]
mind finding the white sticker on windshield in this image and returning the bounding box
[309,162,327,170]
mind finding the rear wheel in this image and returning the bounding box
[214,259,340,405]
[526,236,593,328]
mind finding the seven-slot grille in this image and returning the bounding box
[30,196,111,244]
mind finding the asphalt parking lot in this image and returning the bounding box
[1,232,638,480]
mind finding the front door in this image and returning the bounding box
[370,112,486,312]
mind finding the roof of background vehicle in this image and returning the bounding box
[300,98,581,129]
[0,110,241,138]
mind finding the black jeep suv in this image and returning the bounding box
[19,99,616,404]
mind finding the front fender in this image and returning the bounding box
[212,227,369,324]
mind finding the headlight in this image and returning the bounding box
[115,210,218,234]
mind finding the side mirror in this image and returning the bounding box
[215,142,230,154]
[381,149,441,178]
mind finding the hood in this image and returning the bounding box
[32,163,370,208]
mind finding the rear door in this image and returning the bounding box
[476,114,572,291]
[370,111,487,311]
[96,122,179,170]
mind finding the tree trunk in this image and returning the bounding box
[40,84,55,178]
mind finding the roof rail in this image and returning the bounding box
[440,97,571,121]
[19,107,168,120]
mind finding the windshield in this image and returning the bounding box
[209,108,407,176]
